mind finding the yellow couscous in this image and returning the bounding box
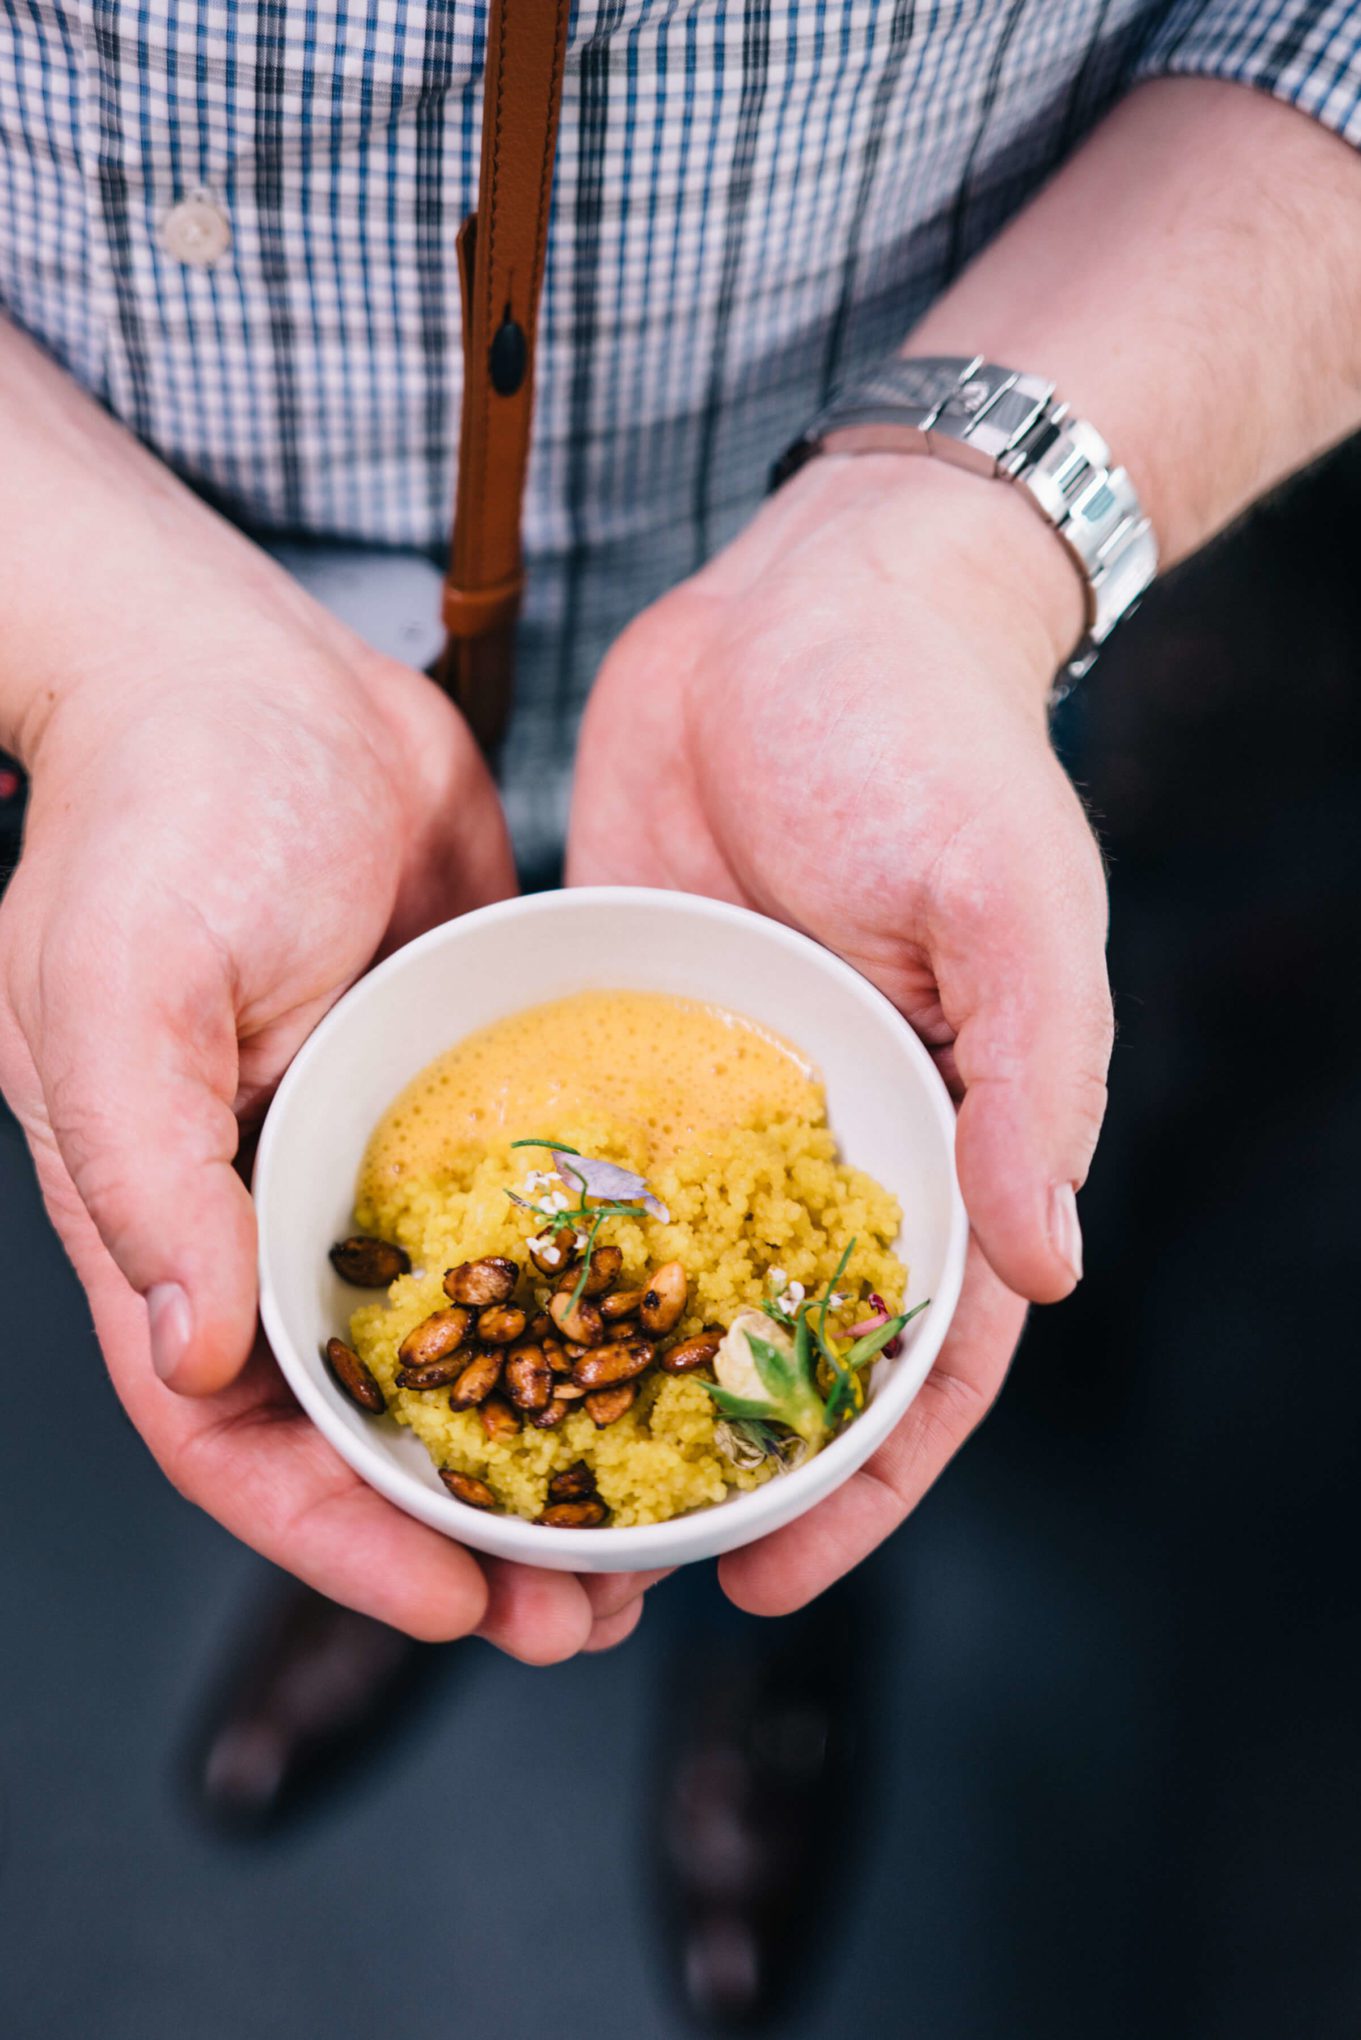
[341,992,907,1527]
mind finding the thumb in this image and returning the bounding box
[31,935,257,1396]
[934,808,1113,1305]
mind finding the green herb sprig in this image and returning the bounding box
[507,1139,654,1318]
[760,1295,796,1330]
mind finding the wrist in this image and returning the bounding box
[781,451,1086,705]
[0,316,381,773]
[4,549,396,788]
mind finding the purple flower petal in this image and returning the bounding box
[869,1291,905,1359]
[551,1149,670,1223]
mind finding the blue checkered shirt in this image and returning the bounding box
[2,0,1359,869]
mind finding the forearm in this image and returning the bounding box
[0,316,342,764]
[905,77,1361,618]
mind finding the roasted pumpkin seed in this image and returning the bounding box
[504,1344,553,1412]
[528,1232,578,1276]
[538,1498,608,1528]
[584,1383,637,1427]
[448,1348,504,1408]
[476,1303,527,1346]
[398,1306,471,1368]
[479,1395,521,1441]
[547,1461,598,1503]
[444,1256,518,1307]
[548,1289,604,1346]
[329,1235,411,1287]
[324,1337,386,1414]
[527,1397,571,1429]
[439,1468,496,1510]
[397,1356,467,1390]
[570,1244,623,1298]
[542,1337,572,1375]
[662,1328,723,1374]
[639,1260,687,1336]
[572,1341,655,1390]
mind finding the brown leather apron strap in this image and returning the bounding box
[435,0,571,753]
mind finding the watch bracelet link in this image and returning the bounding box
[773,355,1159,698]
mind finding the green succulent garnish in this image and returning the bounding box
[712,1325,832,1448]
[704,1237,930,1452]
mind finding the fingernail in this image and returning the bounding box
[147,1282,193,1386]
[1049,1183,1083,1285]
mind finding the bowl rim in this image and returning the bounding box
[255,886,969,1566]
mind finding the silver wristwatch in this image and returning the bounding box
[775,354,1158,696]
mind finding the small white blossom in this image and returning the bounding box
[776,1280,805,1316]
[767,1266,787,1290]
[830,1291,848,1307]
[544,1190,570,1214]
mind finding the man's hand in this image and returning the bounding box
[569,451,1113,1612]
[569,76,1361,1614]
[570,76,1361,1615]
[0,325,654,1660]
[0,618,649,1655]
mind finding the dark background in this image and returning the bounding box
[2,444,1359,2039]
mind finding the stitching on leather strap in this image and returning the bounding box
[441,0,571,750]
[475,4,508,571]
[531,0,570,308]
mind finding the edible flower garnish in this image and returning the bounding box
[509,1139,670,1222]
[845,1307,888,1337]
[847,1292,907,1358]
[705,1238,930,1459]
[760,1269,798,1331]
[507,1138,670,1318]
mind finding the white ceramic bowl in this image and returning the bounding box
[255,888,967,1572]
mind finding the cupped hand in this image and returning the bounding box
[569,451,1114,1613]
[0,545,650,1658]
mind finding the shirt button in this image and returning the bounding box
[159,190,232,269]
